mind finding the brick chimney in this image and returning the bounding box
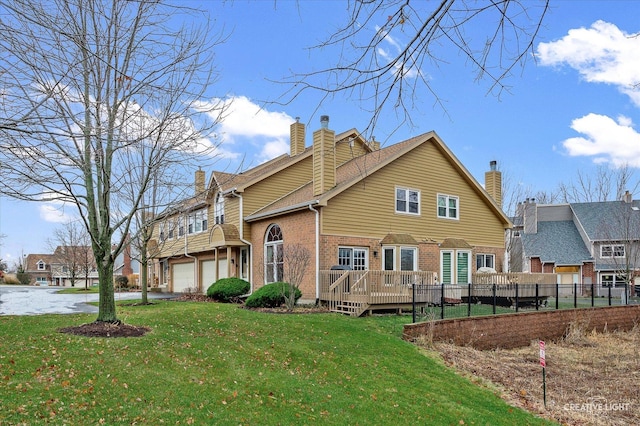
[484,160,502,208]
[313,115,336,196]
[290,117,305,156]
[195,168,205,195]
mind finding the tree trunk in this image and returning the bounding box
[96,249,118,323]
[140,247,148,304]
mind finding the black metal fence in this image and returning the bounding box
[411,282,634,323]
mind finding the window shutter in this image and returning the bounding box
[442,252,452,284]
[457,252,469,284]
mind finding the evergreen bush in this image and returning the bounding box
[245,282,301,308]
[206,277,250,302]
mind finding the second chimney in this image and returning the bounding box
[313,115,335,196]
[195,168,205,195]
[290,117,305,156]
[485,160,502,209]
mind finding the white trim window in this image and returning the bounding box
[159,223,166,242]
[188,209,208,234]
[215,193,225,225]
[167,219,176,239]
[400,247,417,271]
[265,224,284,283]
[440,250,471,284]
[601,244,625,259]
[437,194,459,220]
[338,247,368,270]
[601,273,627,288]
[178,217,185,237]
[37,261,46,271]
[382,247,396,271]
[476,253,495,270]
[395,187,420,215]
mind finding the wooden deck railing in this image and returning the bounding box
[320,270,445,315]
[320,271,559,316]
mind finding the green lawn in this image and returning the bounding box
[0,301,554,425]
[55,286,99,294]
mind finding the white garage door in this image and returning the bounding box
[218,259,228,280]
[201,260,216,294]
[172,262,194,293]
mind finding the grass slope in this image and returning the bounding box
[0,302,554,425]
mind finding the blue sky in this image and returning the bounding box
[2,0,640,266]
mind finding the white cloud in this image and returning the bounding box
[563,113,640,167]
[197,96,294,165]
[38,198,76,224]
[211,96,293,140]
[536,20,640,105]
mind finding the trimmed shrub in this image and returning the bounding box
[245,282,302,308]
[16,272,31,285]
[206,277,250,302]
[115,275,129,289]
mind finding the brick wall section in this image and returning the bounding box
[530,257,542,273]
[403,306,640,350]
[582,262,595,284]
[250,210,317,298]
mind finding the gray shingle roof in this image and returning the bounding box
[521,220,593,265]
[571,201,640,241]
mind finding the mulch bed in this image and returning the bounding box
[59,322,151,338]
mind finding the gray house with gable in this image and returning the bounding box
[509,192,640,296]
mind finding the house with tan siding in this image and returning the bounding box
[148,116,511,308]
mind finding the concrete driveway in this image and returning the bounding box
[0,285,172,316]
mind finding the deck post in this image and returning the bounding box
[440,282,445,320]
[492,283,496,315]
[412,284,416,323]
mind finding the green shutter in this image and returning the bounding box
[441,252,451,284]
[457,252,469,284]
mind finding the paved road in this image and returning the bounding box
[0,285,172,315]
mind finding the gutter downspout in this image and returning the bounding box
[183,212,198,293]
[309,203,320,304]
[230,190,254,294]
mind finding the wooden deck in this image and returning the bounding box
[319,270,558,316]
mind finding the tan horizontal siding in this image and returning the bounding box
[243,157,313,216]
[322,142,505,248]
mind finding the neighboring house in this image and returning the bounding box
[149,116,511,301]
[24,253,58,286]
[509,193,640,296]
[24,243,137,287]
[114,237,140,286]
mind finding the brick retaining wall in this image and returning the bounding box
[403,306,640,350]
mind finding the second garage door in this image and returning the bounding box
[172,262,194,293]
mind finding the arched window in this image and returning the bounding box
[265,224,283,283]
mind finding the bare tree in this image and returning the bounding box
[282,243,311,311]
[558,164,639,203]
[278,0,549,137]
[49,221,94,289]
[0,0,224,323]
